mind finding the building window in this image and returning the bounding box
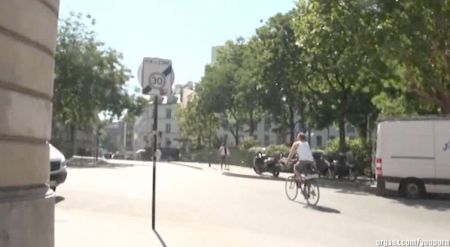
[329,136,336,140]
[264,118,271,131]
[166,109,172,119]
[165,124,171,133]
[165,138,171,147]
[316,135,323,147]
[264,135,270,146]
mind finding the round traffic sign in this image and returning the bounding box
[148,72,166,90]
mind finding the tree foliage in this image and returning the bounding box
[254,12,309,143]
[197,39,262,146]
[180,0,450,156]
[53,13,147,155]
[375,0,450,114]
[175,97,219,149]
[293,0,381,153]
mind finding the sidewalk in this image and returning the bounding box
[55,208,163,247]
[171,161,377,194]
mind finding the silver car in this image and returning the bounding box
[49,144,67,191]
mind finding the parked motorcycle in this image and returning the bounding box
[330,154,356,180]
[312,151,332,178]
[253,152,281,177]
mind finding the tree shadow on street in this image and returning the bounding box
[295,201,341,214]
[222,172,285,182]
[170,162,203,170]
[66,162,135,169]
[55,196,65,204]
[153,230,167,247]
[318,181,375,196]
[385,194,450,212]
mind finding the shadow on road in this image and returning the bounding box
[153,230,167,247]
[319,181,375,196]
[170,162,203,170]
[387,194,450,212]
[313,205,341,214]
[222,172,285,182]
[67,163,135,169]
[295,201,341,214]
[55,196,65,204]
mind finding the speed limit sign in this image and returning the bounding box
[138,57,175,96]
[149,72,166,90]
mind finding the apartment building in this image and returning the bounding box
[133,95,182,152]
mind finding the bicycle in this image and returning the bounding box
[285,173,320,206]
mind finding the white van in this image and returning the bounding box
[375,117,450,198]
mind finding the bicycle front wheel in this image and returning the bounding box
[305,179,320,206]
[285,176,298,200]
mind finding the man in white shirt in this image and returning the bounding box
[218,144,230,170]
[287,132,316,180]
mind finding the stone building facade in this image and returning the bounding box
[0,1,60,246]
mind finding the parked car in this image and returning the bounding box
[49,144,67,191]
[375,117,450,198]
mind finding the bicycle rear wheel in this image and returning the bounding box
[285,176,298,200]
[305,179,320,206]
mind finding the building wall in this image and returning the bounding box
[211,46,222,64]
[103,122,122,152]
[134,101,182,153]
[215,118,358,149]
[0,1,59,246]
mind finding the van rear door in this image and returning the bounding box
[434,120,450,194]
[383,121,435,178]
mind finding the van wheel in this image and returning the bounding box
[401,179,425,199]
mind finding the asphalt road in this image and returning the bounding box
[55,161,450,247]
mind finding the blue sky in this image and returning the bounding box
[59,0,296,91]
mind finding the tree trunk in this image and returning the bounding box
[228,109,240,146]
[338,116,346,155]
[249,110,255,137]
[307,123,312,145]
[235,120,240,146]
[358,122,367,144]
[288,106,295,144]
[70,125,77,157]
[338,89,349,158]
[442,100,450,114]
[298,93,306,132]
[197,127,202,147]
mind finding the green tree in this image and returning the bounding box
[294,0,381,153]
[236,38,265,137]
[197,39,257,146]
[374,0,450,114]
[53,13,147,156]
[254,12,309,143]
[176,97,219,149]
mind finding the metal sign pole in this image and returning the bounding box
[139,57,174,231]
[152,95,158,230]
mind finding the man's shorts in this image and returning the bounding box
[294,160,317,175]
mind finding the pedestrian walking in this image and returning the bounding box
[219,144,230,170]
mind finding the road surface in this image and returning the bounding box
[55,161,450,246]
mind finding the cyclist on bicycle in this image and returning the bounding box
[286,132,316,181]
